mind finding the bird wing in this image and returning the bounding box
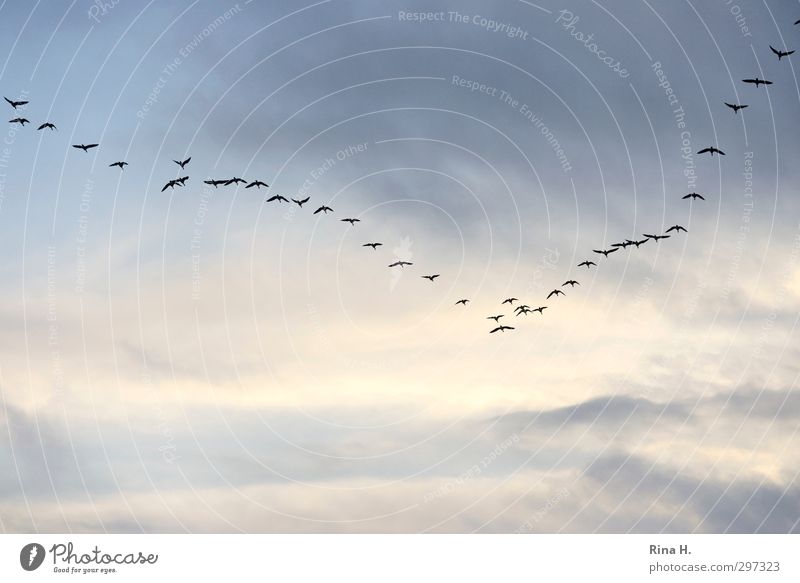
[3,97,11,106]
[184,157,191,165]
[697,147,712,154]
[313,207,323,214]
[771,45,780,56]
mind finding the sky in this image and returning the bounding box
[0,0,799,533]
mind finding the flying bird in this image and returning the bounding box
[501,298,518,305]
[245,180,269,189]
[4,97,28,109]
[578,260,596,269]
[632,239,649,248]
[109,161,128,170]
[516,307,533,316]
[161,179,179,192]
[173,157,191,169]
[204,179,227,188]
[490,325,515,333]
[363,242,382,250]
[742,78,773,87]
[37,122,57,130]
[547,289,565,299]
[341,218,361,225]
[562,280,580,287]
[455,299,469,306]
[724,102,748,114]
[388,261,413,268]
[313,205,333,214]
[225,177,247,186]
[487,315,504,322]
[9,117,29,125]
[643,233,671,241]
[292,197,310,207]
[421,274,440,282]
[72,143,99,152]
[683,192,705,200]
[513,304,531,313]
[666,225,687,234]
[175,176,189,186]
[266,194,289,203]
[593,248,619,258]
[770,45,795,60]
[697,146,725,156]
[531,306,547,314]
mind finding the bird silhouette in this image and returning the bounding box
[341,218,360,225]
[516,307,533,316]
[313,205,333,214]
[490,325,515,333]
[547,289,565,299]
[611,241,633,249]
[388,261,413,268]
[109,161,128,170]
[593,248,619,258]
[37,122,57,130]
[225,177,247,186]
[632,238,649,248]
[643,233,670,241]
[562,280,580,287]
[795,19,800,25]
[72,143,99,152]
[501,298,518,305]
[666,225,687,234]
[531,306,547,314]
[245,180,269,189]
[743,78,773,87]
[697,146,725,156]
[683,192,705,200]
[513,304,531,313]
[578,260,597,269]
[455,299,469,306]
[266,194,289,203]
[291,197,310,208]
[161,179,179,192]
[9,117,29,125]
[173,157,191,169]
[203,179,227,188]
[363,242,382,250]
[724,102,748,114]
[4,97,28,109]
[421,274,440,282]
[175,176,189,186]
[487,315,504,322]
[770,45,795,60]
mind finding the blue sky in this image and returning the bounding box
[0,0,799,533]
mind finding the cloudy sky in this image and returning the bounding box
[0,0,799,533]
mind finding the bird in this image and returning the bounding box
[388,261,413,268]
[161,179,179,192]
[513,304,531,313]
[795,19,800,25]
[611,241,632,249]
[245,180,269,189]
[292,197,310,207]
[363,243,382,250]
[175,176,189,186]
[203,179,227,188]
[516,307,533,316]
[225,177,247,186]
[266,194,289,203]
[173,157,191,169]
[9,117,29,125]
[531,306,547,314]
[455,299,469,306]
[632,239,649,248]
[547,289,565,299]
[666,225,687,234]
[4,97,28,109]
[562,280,580,287]
[742,78,773,87]
[501,298,518,305]
[643,233,670,241]
[37,122,57,130]
[697,146,725,156]
[578,260,597,269]
[724,102,748,114]
[593,248,619,258]
[683,192,705,200]
[490,325,515,333]
[313,205,333,214]
[341,218,360,225]
[421,274,440,282]
[72,143,99,152]
[109,161,128,170]
[487,315,504,322]
[770,45,795,60]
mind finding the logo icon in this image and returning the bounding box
[20,543,45,571]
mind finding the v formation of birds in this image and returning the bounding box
[4,31,793,336]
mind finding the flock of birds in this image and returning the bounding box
[4,27,795,336]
